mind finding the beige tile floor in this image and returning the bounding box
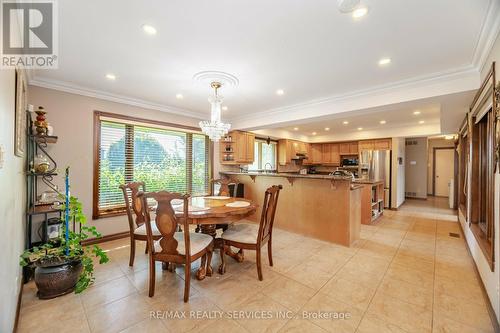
[18,197,496,333]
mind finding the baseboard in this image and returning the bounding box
[14,280,23,333]
[457,220,500,331]
[405,196,427,200]
[81,231,129,246]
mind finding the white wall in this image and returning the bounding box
[0,69,26,332]
[391,137,405,209]
[459,31,500,323]
[405,137,428,199]
[28,86,202,237]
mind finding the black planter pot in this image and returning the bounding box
[34,259,83,299]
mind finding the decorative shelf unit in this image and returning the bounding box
[26,114,61,249]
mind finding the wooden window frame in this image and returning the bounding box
[248,138,278,171]
[92,111,213,219]
[468,63,496,270]
[458,117,469,217]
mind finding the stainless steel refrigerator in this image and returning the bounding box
[359,150,391,208]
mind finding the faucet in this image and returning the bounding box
[264,163,273,173]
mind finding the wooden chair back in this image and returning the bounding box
[210,178,235,196]
[120,181,146,231]
[257,185,283,244]
[138,191,191,257]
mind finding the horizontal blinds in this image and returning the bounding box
[98,121,127,210]
[192,134,209,195]
[97,116,209,215]
[262,142,277,169]
[133,125,187,193]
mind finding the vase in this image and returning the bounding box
[34,259,83,299]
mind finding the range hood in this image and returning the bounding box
[291,153,308,160]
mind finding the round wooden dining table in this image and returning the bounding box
[173,196,258,280]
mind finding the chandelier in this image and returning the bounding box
[199,82,231,142]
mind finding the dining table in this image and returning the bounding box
[172,196,258,280]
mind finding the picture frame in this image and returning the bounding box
[14,68,27,157]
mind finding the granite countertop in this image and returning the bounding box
[352,179,385,185]
[219,171,353,181]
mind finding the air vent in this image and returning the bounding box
[405,191,417,197]
[449,232,460,238]
[405,140,418,146]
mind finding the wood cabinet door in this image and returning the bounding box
[374,139,391,150]
[322,144,332,163]
[246,133,255,162]
[331,144,340,165]
[234,132,247,162]
[311,144,322,164]
[339,143,350,155]
[303,144,312,165]
[359,140,374,151]
[349,142,359,154]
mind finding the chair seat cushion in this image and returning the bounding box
[154,232,213,255]
[134,222,161,236]
[221,221,259,244]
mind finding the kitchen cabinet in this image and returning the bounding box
[220,131,255,165]
[339,143,350,155]
[339,142,359,155]
[322,143,340,165]
[374,139,391,150]
[349,142,359,154]
[279,139,308,165]
[311,144,323,164]
[359,139,391,151]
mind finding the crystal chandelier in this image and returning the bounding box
[199,82,231,142]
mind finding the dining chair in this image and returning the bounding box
[209,178,237,233]
[137,190,214,302]
[120,182,162,267]
[220,185,283,280]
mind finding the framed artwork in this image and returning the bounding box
[14,69,27,157]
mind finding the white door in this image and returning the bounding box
[435,149,455,197]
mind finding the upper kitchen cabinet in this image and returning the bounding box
[322,143,340,165]
[359,139,391,151]
[311,143,323,164]
[220,131,255,165]
[340,142,359,155]
[279,139,308,165]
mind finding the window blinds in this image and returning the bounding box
[96,116,210,216]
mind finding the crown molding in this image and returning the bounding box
[28,77,206,120]
[230,65,479,129]
[472,0,500,73]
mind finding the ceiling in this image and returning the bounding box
[30,0,498,137]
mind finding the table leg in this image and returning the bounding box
[196,224,217,280]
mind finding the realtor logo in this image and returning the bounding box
[1,0,58,68]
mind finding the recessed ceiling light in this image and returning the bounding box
[175,93,183,100]
[293,127,299,131]
[222,106,228,111]
[357,127,363,131]
[105,73,116,80]
[324,127,330,131]
[352,6,368,19]
[312,132,317,135]
[343,121,349,125]
[379,120,386,124]
[378,58,391,66]
[413,110,421,115]
[276,89,285,96]
[419,120,425,124]
[142,24,157,35]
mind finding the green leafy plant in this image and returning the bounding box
[20,195,109,293]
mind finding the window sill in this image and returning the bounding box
[93,209,127,220]
[469,223,494,271]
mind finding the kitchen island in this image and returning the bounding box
[220,171,362,247]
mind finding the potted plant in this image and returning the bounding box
[20,168,109,299]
